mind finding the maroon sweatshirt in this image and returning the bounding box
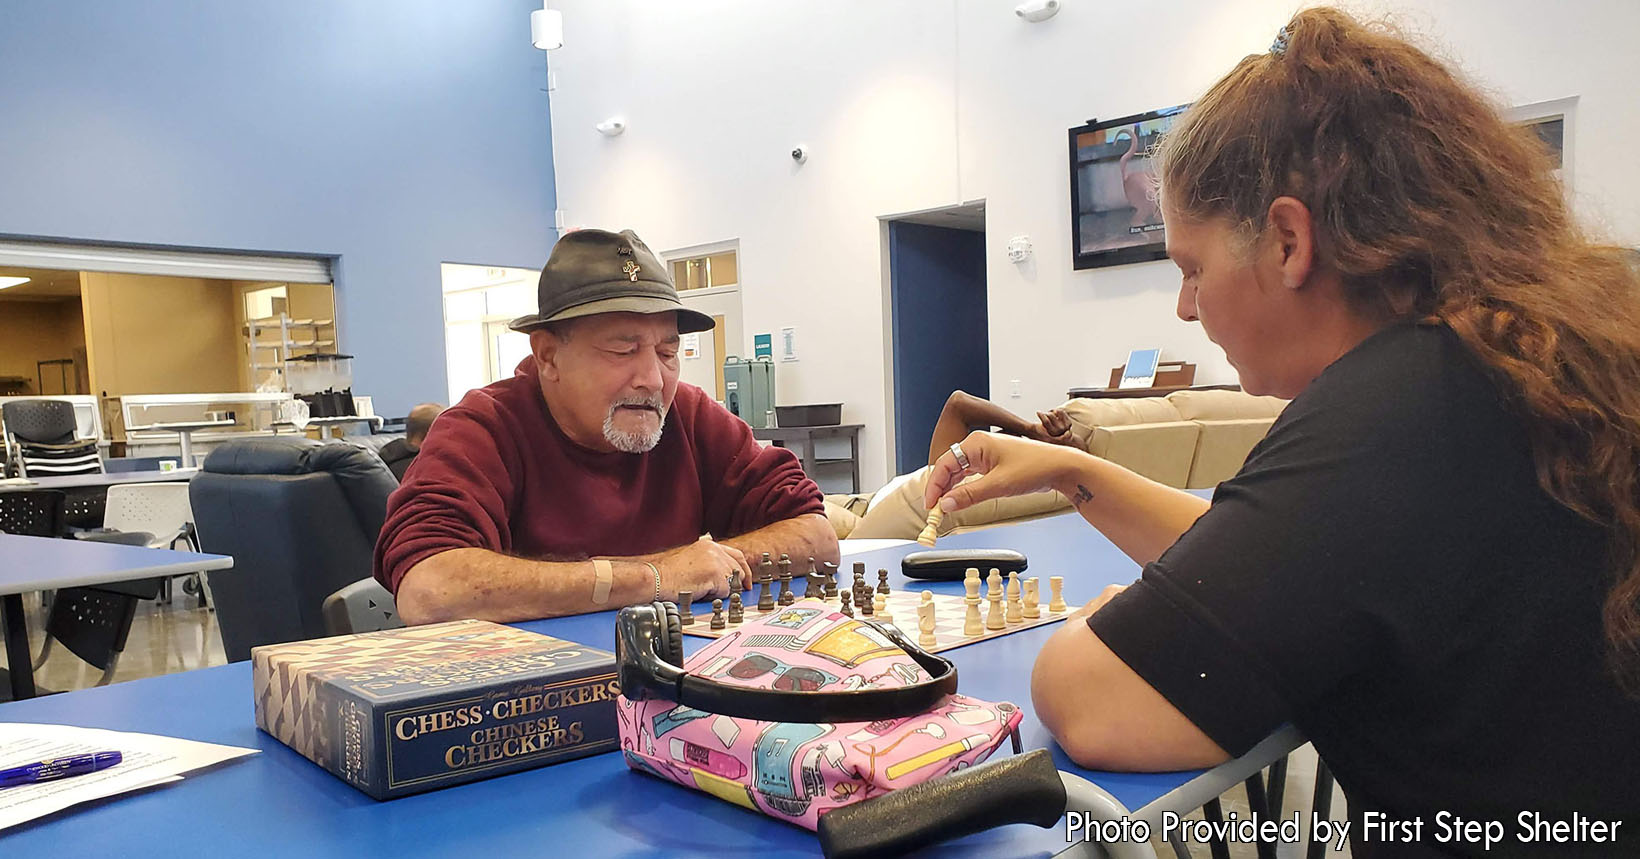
[373,358,824,593]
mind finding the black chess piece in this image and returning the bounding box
[839,590,853,617]
[677,591,694,625]
[859,587,874,616]
[823,562,839,599]
[757,571,775,612]
[727,592,744,624]
[877,570,890,595]
[805,570,825,600]
[779,553,792,579]
[777,571,795,606]
[710,599,726,630]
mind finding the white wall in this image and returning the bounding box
[546,0,1640,490]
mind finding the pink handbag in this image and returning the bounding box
[616,597,1023,830]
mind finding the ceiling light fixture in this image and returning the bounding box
[531,6,563,50]
[0,277,31,290]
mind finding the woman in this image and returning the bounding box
[927,7,1640,850]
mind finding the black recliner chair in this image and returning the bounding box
[190,438,397,662]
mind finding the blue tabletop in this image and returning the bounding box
[0,514,1202,856]
[0,534,233,595]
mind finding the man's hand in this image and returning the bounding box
[1031,408,1077,446]
[649,538,752,600]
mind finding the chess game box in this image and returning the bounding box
[252,620,620,799]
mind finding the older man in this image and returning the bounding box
[375,229,837,624]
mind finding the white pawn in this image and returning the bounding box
[918,599,938,649]
[986,568,1003,601]
[962,572,983,636]
[1049,576,1066,613]
[1006,571,1023,624]
[985,579,1005,631]
[1023,577,1041,619]
[874,592,891,624]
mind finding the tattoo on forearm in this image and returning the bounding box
[1071,484,1094,506]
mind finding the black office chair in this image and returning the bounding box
[0,488,66,538]
[191,437,397,662]
[1,399,102,478]
[0,490,156,689]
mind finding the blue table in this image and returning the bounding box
[0,534,233,700]
[0,514,1296,856]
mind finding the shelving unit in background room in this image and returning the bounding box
[243,315,338,391]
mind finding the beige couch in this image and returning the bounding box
[826,389,1287,540]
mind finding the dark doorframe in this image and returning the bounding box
[887,216,988,475]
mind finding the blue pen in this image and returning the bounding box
[0,751,123,788]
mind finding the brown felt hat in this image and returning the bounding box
[508,228,714,334]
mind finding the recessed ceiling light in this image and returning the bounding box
[0,277,31,290]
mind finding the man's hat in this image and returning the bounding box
[508,228,714,334]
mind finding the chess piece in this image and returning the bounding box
[1006,573,1022,624]
[805,570,824,600]
[823,562,839,599]
[757,570,775,612]
[677,591,694,625]
[873,593,891,624]
[779,554,792,586]
[730,569,742,594]
[986,582,1005,631]
[1049,576,1066,613]
[710,599,726,630]
[778,569,794,606]
[877,569,890,595]
[839,590,854,617]
[727,592,744,624]
[918,597,937,649]
[1023,577,1041,619]
[986,568,1003,602]
[859,587,874,616]
[963,569,983,636]
[852,562,867,594]
[917,505,943,547]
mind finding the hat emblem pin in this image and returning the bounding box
[622,259,640,281]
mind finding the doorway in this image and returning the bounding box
[665,240,743,405]
[884,203,988,475]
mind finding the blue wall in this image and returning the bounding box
[0,1,557,416]
[889,222,988,474]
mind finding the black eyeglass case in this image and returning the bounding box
[901,549,1028,580]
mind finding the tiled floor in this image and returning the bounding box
[8,595,1351,857]
[17,588,227,695]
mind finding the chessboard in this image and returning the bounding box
[679,576,1069,654]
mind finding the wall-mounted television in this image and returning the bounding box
[1068,104,1188,270]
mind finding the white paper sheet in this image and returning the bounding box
[0,723,258,831]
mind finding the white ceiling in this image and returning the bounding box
[888,202,986,232]
[0,266,82,301]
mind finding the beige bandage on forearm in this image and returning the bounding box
[591,559,614,605]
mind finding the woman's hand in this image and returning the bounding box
[924,431,1084,514]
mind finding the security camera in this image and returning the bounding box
[791,145,809,164]
[1015,0,1061,23]
[595,117,627,137]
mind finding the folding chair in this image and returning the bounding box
[2,399,102,477]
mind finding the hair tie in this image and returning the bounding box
[1270,25,1290,55]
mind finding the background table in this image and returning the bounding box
[0,535,232,700]
[0,514,1292,856]
[753,424,864,493]
[0,468,198,493]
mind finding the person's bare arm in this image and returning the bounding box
[927,391,1042,466]
[395,538,752,625]
[1033,587,1229,770]
[927,433,1208,567]
[718,513,839,571]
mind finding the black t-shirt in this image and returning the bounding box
[1089,323,1640,856]
[377,437,418,482]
